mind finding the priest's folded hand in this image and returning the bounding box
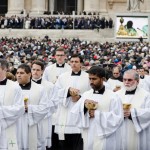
[71,95,81,102]
[124,109,131,118]
[84,99,98,110]
[69,87,80,96]
[113,86,121,92]
[89,109,95,118]
[25,105,28,113]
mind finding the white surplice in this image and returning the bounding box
[107,78,123,91]
[0,80,24,150]
[40,79,55,148]
[138,75,150,92]
[117,86,150,150]
[71,88,123,150]
[42,63,71,84]
[16,81,50,150]
[53,70,91,140]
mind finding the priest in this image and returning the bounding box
[16,63,51,150]
[43,47,71,84]
[42,47,71,150]
[138,67,150,92]
[52,54,91,150]
[117,69,150,149]
[71,66,123,150]
[0,58,24,150]
[107,66,123,92]
[31,60,55,149]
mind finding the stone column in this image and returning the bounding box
[49,0,55,15]
[30,0,46,15]
[99,0,107,13]
[84,0,100,13]
[7,0,24,16]
[77,0,83,15]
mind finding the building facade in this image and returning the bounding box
[0,0,150,16]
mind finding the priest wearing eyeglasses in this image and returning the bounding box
[117,69,150,150]
[43,47,71,84]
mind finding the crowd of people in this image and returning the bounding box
[0,36,149,76]
[0,15,113,29]
[1,36,150,150]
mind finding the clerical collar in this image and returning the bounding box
[0,78,7,85]
[125,88,137,95]
[93,86,105,94]
[140,76,144,79]
[19,81,31,90]
[56,63,65,68]
[32,78,42,84]
[71,70,81,76]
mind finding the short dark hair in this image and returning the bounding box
[87,66,106,78]
[17,63,31,74]
[70,54,84,63]
[55,47,66,55]
[32,60,45,70]
[0,58,8,70]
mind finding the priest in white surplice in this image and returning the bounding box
[16,64,52,150]
[0,59,24,150]
[43,47,71,150]
[117,69,150,150]
[31,60,55,149]
[138,67,150,92]
[107,66,123,92]
[52,54,91,150]
[71,66,123,150]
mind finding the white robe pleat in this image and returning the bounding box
[0,80,24,150]
[117,86,150,150]
[16,81,49,150]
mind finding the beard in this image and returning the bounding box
[90,83,103,91]
[124,82,137,91]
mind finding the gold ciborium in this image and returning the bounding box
[123,103,131,110]
[85,102,98,110]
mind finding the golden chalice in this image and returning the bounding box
[123,103,131,110]
[116,85,121,89]
[85,102,98,110]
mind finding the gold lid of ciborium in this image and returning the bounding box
[85,102,98,110]
[123,103,131,110]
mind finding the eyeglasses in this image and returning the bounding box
[56,55,65,57]
[123,78,134,82]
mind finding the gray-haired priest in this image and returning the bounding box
[117,69,150,149]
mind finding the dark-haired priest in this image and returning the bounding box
[16,63,53,150]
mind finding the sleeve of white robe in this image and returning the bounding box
[54,77,70,107]
[28,88,49,126]
[42,67,49,81]
[131,94,150,133]
[71,95,90,128]
[94,95,123,138]
[0,85,24,129]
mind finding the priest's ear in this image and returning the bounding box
[136,79,139,84]
[102,77,106,81]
